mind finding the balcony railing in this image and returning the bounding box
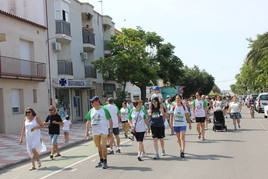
[0,56,46,80]
[58,60,73,75]
[85,65,97,78]
[56,20,71,36]
[82,28,95,45]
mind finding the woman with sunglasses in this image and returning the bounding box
[19,108,44,170]
[128,100,149,161]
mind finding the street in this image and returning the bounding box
[1,107,268,179]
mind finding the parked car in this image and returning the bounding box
[264,105,268,118]
[255,93,268,113]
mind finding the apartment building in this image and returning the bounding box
[46,0,117,121]
[0,1,49,134]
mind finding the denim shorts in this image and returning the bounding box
[174,126,187,133]
[50,134,59,145]
[230,112,242,119]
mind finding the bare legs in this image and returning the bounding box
[30,148,41,170]
[197,122,205,140]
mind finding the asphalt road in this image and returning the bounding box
[1,107,268,179]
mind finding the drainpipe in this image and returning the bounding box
[45,0,53,105]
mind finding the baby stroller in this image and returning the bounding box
[213,110,227,132]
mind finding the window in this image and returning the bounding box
[11,89,23,113]
[62,10,69,22]
[33,89,37,103]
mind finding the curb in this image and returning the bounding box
[0,138,92,172]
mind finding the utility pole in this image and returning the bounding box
[98,0,103,15]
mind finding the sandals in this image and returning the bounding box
[198,133,201,139]
[55,153,61,157]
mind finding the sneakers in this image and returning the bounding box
[238,124,241,128]
[137,156,143,161]
[108,150,114,155]
[50,154,54,160]
[161,150,166,156]
[102,161,108,169]
[124,134,128,138]
[116,148,121,153]
[55,153,61,157]
[180,152,185,158]
[95,161,102,168]
[153,154,160,160]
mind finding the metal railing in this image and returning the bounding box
[85,65,97,78]
[58,60,73,75]
[0,56,46,80]
[56,20,71,36]
[82,28,95,45]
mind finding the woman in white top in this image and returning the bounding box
[128,100,149,161]
[120,102,130,138]
[170,95,192,158]
[19,108,44,170]
[214,96,224,111]
[63,115,72,144]
[228,96,242,130]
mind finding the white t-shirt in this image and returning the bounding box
[85,107,111,136]
[192,99,207,117]
[63,119,72,131]
[229,102,241,113]
[105,104,120,128]
[129,109,148,132]
[171,105,188,127]
[214,101,224,111]
[120,107,129,122]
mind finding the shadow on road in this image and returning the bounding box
[37,166,73,171]
[108,166,152,171]
[187,139,244,143]
[42,155,88,162]
[184,153,233,160]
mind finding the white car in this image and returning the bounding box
[264,105,268,118]
[255,93,268,113]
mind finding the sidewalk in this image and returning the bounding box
[0,122,86,170]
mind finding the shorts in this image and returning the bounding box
[230,112,241,119]
[134,132,145,142]
[151,126,165,139]
[121,121,128,123]
[50,134,59,146]
[196,117,206,123]
[63,130,70,133]
[174,126,187,133]
[93,134,108,147]
[112,128,119,135]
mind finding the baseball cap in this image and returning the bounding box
[166,95,171,98]
[152,86,161,91]
[108,97,114,103]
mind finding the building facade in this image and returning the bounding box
[46,0,117,121]
[0,3,49,134]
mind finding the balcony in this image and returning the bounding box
[82,27,95,52]
[85,65,97,78]
[102,15,113,31]
[0,56,46,81]
[55,20,71,42]
[58,60,73,76]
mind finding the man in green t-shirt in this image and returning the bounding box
[84,96,113,169]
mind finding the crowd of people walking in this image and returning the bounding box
[19,86,244,170]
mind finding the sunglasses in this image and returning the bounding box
[26,111,31,114]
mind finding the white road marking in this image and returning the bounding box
[39,139,131,179]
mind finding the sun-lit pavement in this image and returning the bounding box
[1,107,268,179]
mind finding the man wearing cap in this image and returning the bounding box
[84,96,113,169]
[105,97,121,154]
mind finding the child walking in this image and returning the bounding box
[63,115,72,144]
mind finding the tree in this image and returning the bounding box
[232,32,268,93]
[93,27,185,101]
[181,66,215,98]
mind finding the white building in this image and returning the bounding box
[46,0,117,121]
[0,0,49,134]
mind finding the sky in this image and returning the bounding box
[81,0,268,90]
